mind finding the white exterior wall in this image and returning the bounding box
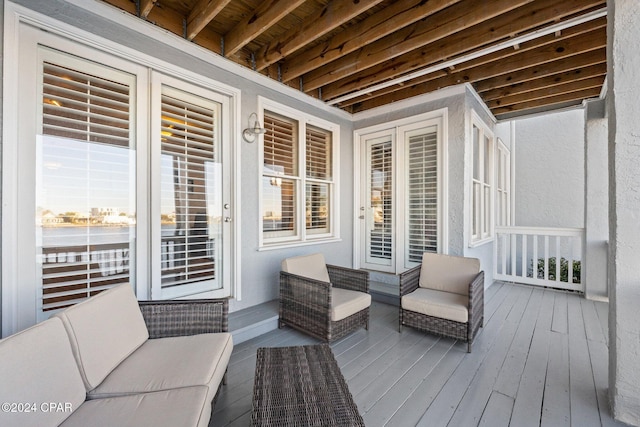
[584,99,608,301]
[608,0,640,424]
[511,109,585,229]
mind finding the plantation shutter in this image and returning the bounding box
[39,60,135,312]
[160,90,219,289]
[368,139,393,261]
[406,129,438,264]
[306,125,332,234]
[262,112,298,238]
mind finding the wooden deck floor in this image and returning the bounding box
[210,282,625,427]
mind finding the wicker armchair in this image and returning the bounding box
[279,253,371,342]
[399,253,484,352]
[138,298,229,385]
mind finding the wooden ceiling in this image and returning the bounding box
[100,0,607,120]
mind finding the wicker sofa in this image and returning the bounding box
[279,253,371,342]
[399,253,484,352]
[0,284,232,427]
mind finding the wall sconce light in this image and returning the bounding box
[242,112,267,143]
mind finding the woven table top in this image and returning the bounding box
[251,344,365,426]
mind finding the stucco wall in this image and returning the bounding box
[608,0,640,424]
[584,99,608,301]
[511,109,585,228]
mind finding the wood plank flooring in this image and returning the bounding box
[210,282,625,427]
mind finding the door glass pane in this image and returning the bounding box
[160,91,221,291]
[367,139,393,264]
[407,130,438,264]
[37,61,135,314]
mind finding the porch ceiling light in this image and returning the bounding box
[243,112,267,143]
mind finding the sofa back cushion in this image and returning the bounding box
[54,283,149,391]
[419,253,480,296]
[0,317,86,427]
[281,253,331,283]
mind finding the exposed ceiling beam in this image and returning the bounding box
[492,87,601,116]
[253,0,387,72]
[480,63,607,101]
[279,0,461,83]
[186,0,232,41]
[192,26,223,55]
[224,0,306,57]
[473,49,606,93]
[139,0,157,18]
[145,3,186,37]
[487,75,605,109]
[301,0,535,93]
[330,9,606,107]
[320,0,605,101]
[340,17,605,108]
[350,42,606,112]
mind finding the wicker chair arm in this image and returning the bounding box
[327,264,369,293]
[468,271,485,322]
[279,271,332,311]
[399,264,421,296]
[138,298,229,339]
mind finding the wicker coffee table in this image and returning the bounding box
[251,344,364,426]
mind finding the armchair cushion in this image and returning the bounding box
[331,288,371,321]
[281,253,331,283]
[401,288,469,323]
[419,253,480,296]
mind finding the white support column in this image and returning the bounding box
[608,1,640,425]
[583,99,608,301]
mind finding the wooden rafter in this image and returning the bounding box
[319,0,605,101]
[186,0,232,41]
[139,0,157,18]
[492,87,601,116]
[253,0,387,72]
[279,0,461,83]
[224,0,306,57]
[340,17,606,108]
[300,0,535,93]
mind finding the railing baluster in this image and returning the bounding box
[521,234,527,279]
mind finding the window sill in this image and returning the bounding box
[259,237,342,252]
[468,236,494,248]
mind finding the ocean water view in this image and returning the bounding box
[40,225,176,246]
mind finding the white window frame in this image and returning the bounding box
[496,138,511,227]
[469,110,495,246]
[258,97,340,249]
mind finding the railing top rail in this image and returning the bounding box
[495,226,584,237]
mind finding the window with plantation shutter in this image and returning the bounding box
[367,138,393,263]
[470,112,495,245]
[406,129,438,263]
[159,87,222,294]
[260,102,338,246]
[38,57,136,312]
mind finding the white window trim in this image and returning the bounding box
[2,4,242,336]
[496,137,511,227]
[257,97,340,249]
[469,109,495,247]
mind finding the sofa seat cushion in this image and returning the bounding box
[0,318,86,427]
[331,287,371,321]
[60,386,211,427]
[402,288,469,323]
[88,332,232,405]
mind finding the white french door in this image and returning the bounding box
[358,115,446,274]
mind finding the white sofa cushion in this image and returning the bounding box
[0,317,86,427]
[60,386,211,427]
[54,283,149,392]
[331,287,371,321]
[402,288,469,323]
[419,253,480,296]
[281,253,331,283]
[88,332,233,406]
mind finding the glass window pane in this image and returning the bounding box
[264,112,298,177]
[306,182,330,235]
[473,125,480,180]
[263,177,297,238]
[306,125,332,180]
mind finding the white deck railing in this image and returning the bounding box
[493,226,585,292]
